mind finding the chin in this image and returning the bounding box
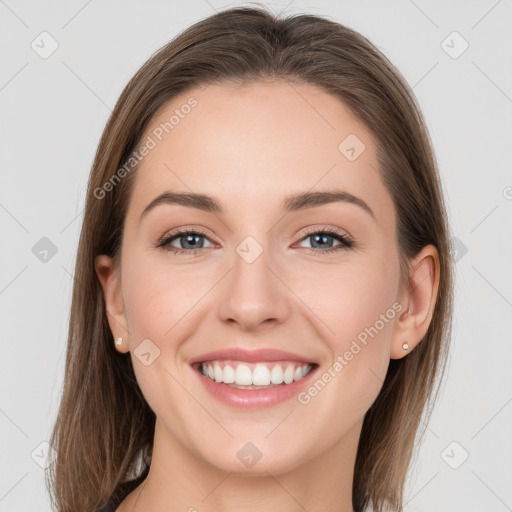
[198,440,310,477]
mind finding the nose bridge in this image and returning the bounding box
[217,232,291,330]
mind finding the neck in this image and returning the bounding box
[132,418,361,512]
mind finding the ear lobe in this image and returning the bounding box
[391,245,440,359]
[95,254,129,353]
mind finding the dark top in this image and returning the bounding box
[96,465,150,512]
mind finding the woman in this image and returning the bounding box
[46,6,454,512]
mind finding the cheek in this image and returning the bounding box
[293,255,399,433]
[301,253,398,338]
[340,260,399,392]
[121,250,206,338]
[295,250,400,392]
[119,253,195,417]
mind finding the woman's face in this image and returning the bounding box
[101,80,407,475]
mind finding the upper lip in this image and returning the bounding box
[189,348,318,365]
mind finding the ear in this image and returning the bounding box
[391,244,441,359]
[95,254,129,353]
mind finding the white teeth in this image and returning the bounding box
[283,365,294,384]
[252,364,271,386]
[214,363,223,382]
[234,364,252,385]
[270,365,284,384]
[200,361,313,387]
[222,365,235,384]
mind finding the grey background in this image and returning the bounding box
[1,0,511,510]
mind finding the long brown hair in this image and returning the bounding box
[46,5,454,511]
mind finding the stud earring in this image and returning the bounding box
[402,342,409,350]
[115,337,123,346]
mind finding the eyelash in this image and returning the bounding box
[156,226,355,256]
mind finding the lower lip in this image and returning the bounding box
[191,364,318,409]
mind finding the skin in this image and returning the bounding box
[96,79,440,512]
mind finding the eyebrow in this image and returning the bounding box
[139,189,376,222]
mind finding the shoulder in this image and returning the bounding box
[96,503,115,512]
[96,465,150,512]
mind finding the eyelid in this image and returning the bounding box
[156,224,355,254]
[157,225,217,245]
[296,224,352,240]
[293,225,355,252]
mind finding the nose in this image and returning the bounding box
[217,244,292,332]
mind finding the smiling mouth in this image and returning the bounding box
[192,360,319,389]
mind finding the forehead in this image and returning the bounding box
[127,80,391,222]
